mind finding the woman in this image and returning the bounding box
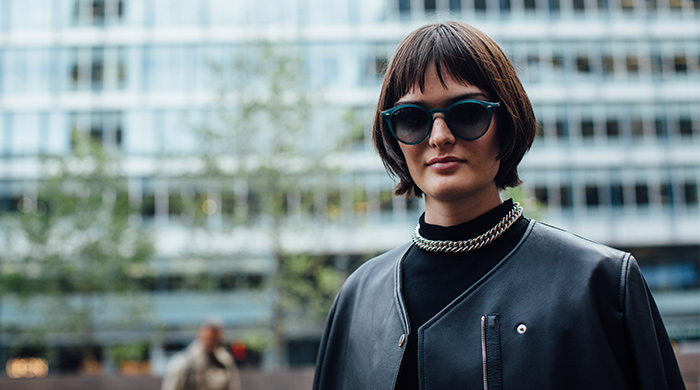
[313,21,685,390]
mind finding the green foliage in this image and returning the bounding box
[201,41,313,166]
[187,41,346,367]
[339,107,369,150]
[280,253,344,322]
[503,185,545,221]
[0,131,155,351]
[107,343,149,365]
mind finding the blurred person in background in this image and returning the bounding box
[313,21,685,390]
[162,319,241,390]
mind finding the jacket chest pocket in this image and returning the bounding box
[481,314,502,390]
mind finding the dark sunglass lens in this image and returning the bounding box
[392,107,430,143]
[449,102,490,140]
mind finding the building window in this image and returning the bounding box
[142,194,156,218]
[327,190,341,219]
[535,120,545,141]
[585,184,600,207]
[363,54,389,86]
[168,192,184,218]
[220,191,236,217]
[626,55,639,74]
[635,183,650,206]
[576,55,591,73]
[72,0,124,26]
[674,55,688,73]
[581,119,595,139]
[606,119,620,138]
[684,182,699,206]
[556,119,569,139]
[621,0,636,11]
[678,117,694,137]
[69,47,127,91]
[669,0,684,10]
[8,113,42,156]
[379,189,394,213]
[655,118,668,139]
[660,182,674,206]
[549,0,561,11]
[602,56,615,76]
[247,190,262,219]
[399,0,411,15]
[353,187,368,215]
[650,55,664,75]
[534,186,549,206]
[610,183,625,208]
[526,54,541,82]
[631,119,645,140]
[70,111,124,151]
[560,185,573,208]
[550,55,565,78]
[0,181,22,213]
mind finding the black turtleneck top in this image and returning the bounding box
[394,199,529,390]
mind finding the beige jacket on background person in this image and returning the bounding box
[161,340,242,390]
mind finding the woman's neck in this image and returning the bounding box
[423,189,502,227]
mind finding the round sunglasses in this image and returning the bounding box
[381,99,501,145]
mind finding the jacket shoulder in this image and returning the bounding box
[527,220,630,263]
[337,242,411,298]
[523,221,633,311]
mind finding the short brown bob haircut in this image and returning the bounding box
[373,21,537,198]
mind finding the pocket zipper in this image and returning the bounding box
[481,314,502,390]
[481,315,488,390]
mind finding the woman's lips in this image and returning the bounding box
[427,156,464,172]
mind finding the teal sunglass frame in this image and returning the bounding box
[381,99,501,145]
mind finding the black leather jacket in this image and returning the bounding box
[313,221,685,390]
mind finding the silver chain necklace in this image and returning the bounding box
[411,202,523,253]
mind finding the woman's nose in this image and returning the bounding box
[428,114,455,147]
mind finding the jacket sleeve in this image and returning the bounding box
[622,255,686,390]
[160,354,186,390]
[229,360,242,390]
[312,293,340,390]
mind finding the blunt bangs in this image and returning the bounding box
[381,24,493,113]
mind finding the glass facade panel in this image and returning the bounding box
[208,0,246,26]
[124,111,158,155]
[161,110,198,154]
[146,46,194,91]
[46,112,70,154]
[0,114,6,155]
[7,0,53,30]
[3,50,47,94]
[684,182,698,205]
[9,113,41,155]
[152,0,200,26]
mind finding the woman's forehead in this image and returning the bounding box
[394,62,483,103]
[398,59,479,92]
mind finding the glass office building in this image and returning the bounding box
[1,0,698,372]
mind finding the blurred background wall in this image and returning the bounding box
[0,0,698,386]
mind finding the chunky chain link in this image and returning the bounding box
[411,203,523,253]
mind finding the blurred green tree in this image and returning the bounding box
[185,41,345,369]
[0,132,155,372]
